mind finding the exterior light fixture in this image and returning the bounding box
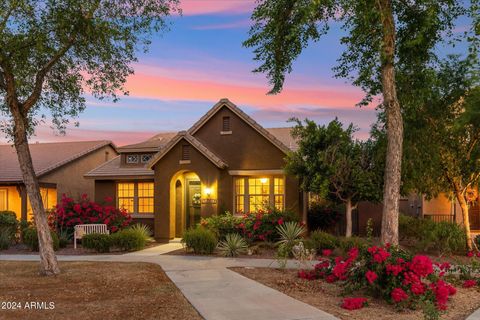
[204,187,212,196]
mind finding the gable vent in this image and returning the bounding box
[182,145,190,160]
[222,116,231,132]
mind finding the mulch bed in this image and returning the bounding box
[166,243,277,259]
[0,261,202,320]
[0,241,160,255]
[231,267,480,320]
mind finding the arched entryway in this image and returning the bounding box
[170,171,201,237]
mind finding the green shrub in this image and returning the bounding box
[82,233,112,253]
[201,212,240,239]
[0,211,18,248]
[306,230,339,251]
[127,223,153,240]
[23,228,59,251]
[475,235,480,249]
[57,229,70,248]
[399,214,466,254]
[217,233,248,257]
[431,221,466,254]
[338,236,368,253]
[182,227,217,254]
[111,229,147,251]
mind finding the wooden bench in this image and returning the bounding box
[74,224,110,249]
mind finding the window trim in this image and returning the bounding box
[233,176,285,213]
[116,181,154,215]
[126,154,139,164]
[141,154,153,163]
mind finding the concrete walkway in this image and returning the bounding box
[0,244,337,320]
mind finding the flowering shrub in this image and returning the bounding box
[341,297,368,310]
[201,208,299,242]
[298,244,458,317]
[54,194,132,236]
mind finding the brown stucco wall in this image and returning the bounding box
[40,145,117,202]
[193,106,287,170]
[153,138,222,240]
[94,180,116,204]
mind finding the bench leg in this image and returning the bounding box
[74,236,77,249]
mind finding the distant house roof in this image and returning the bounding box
[117,132,177,153]
[84,156,154,179]
[266,127,297,151]
[148,131,228,169]
[0,140,115,183]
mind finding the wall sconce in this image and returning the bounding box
[260,178,268,184]
[204,187,212,197]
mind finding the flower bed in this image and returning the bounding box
[298,244,460,319]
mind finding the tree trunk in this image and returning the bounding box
[453,181,472,250]
[12,113,60,276]
[345,198,353,237]
[377,0,403,246]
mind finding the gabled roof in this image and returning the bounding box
[188,98,291,154]
[84,156,154,179]
[266,127,298,151]
[0,140,115,183]
[117,131,177,153]
[147,131,228,169]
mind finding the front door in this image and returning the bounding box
[186,180,201,229]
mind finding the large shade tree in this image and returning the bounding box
[244,0,465,245]
[285,118,384,237]
[402,56,480,249]
[0,0,179,275]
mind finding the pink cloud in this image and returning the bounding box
[191,19,251,30]
[125,72,367,111]
[180,0,254,16]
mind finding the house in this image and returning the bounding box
[0,140,117,220]
[85,98,305,241]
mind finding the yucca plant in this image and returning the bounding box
[127,223,153,242]
[276,221,306,248]
[217,233,248,257]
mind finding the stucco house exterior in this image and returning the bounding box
[0,140,117,220]
[85,98,305,241]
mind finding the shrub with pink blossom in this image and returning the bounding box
[297,244,458,318]
[53,194,132,236]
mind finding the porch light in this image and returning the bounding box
[260,178,268,184]
[204,187,212,196]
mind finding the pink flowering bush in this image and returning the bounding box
[341,297,368,310]
[201,208,299,242]
[298,244,458,317]
[54,194,132,236]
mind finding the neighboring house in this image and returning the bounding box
[0,141,117,220]
[356,191,480,235]
[85,98,304,241]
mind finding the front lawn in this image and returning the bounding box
[232,267,480,320]
[0,261,201,320]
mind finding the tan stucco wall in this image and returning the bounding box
[41,145,117,202]
[423,193,453,216]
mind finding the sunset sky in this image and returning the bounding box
[0,0,470,146]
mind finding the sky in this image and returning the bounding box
[0,0,472,146]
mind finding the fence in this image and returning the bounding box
[424,214,455,223]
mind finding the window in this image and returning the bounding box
[233,176,285,213]
[141,154,152,163]
[222,116,231,131]
[117,182,154,214]
[235,179,245,213]
[182,145,190,160]
[117,183,135,212]
[274,178,285,210]
[126,154,139,164]
[138,182,154,213]
[248,177,270,212]
[0,189,7,211]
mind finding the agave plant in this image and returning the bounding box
[128,223,153,242]
[276,221,306,248]
[217,233,248,257]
